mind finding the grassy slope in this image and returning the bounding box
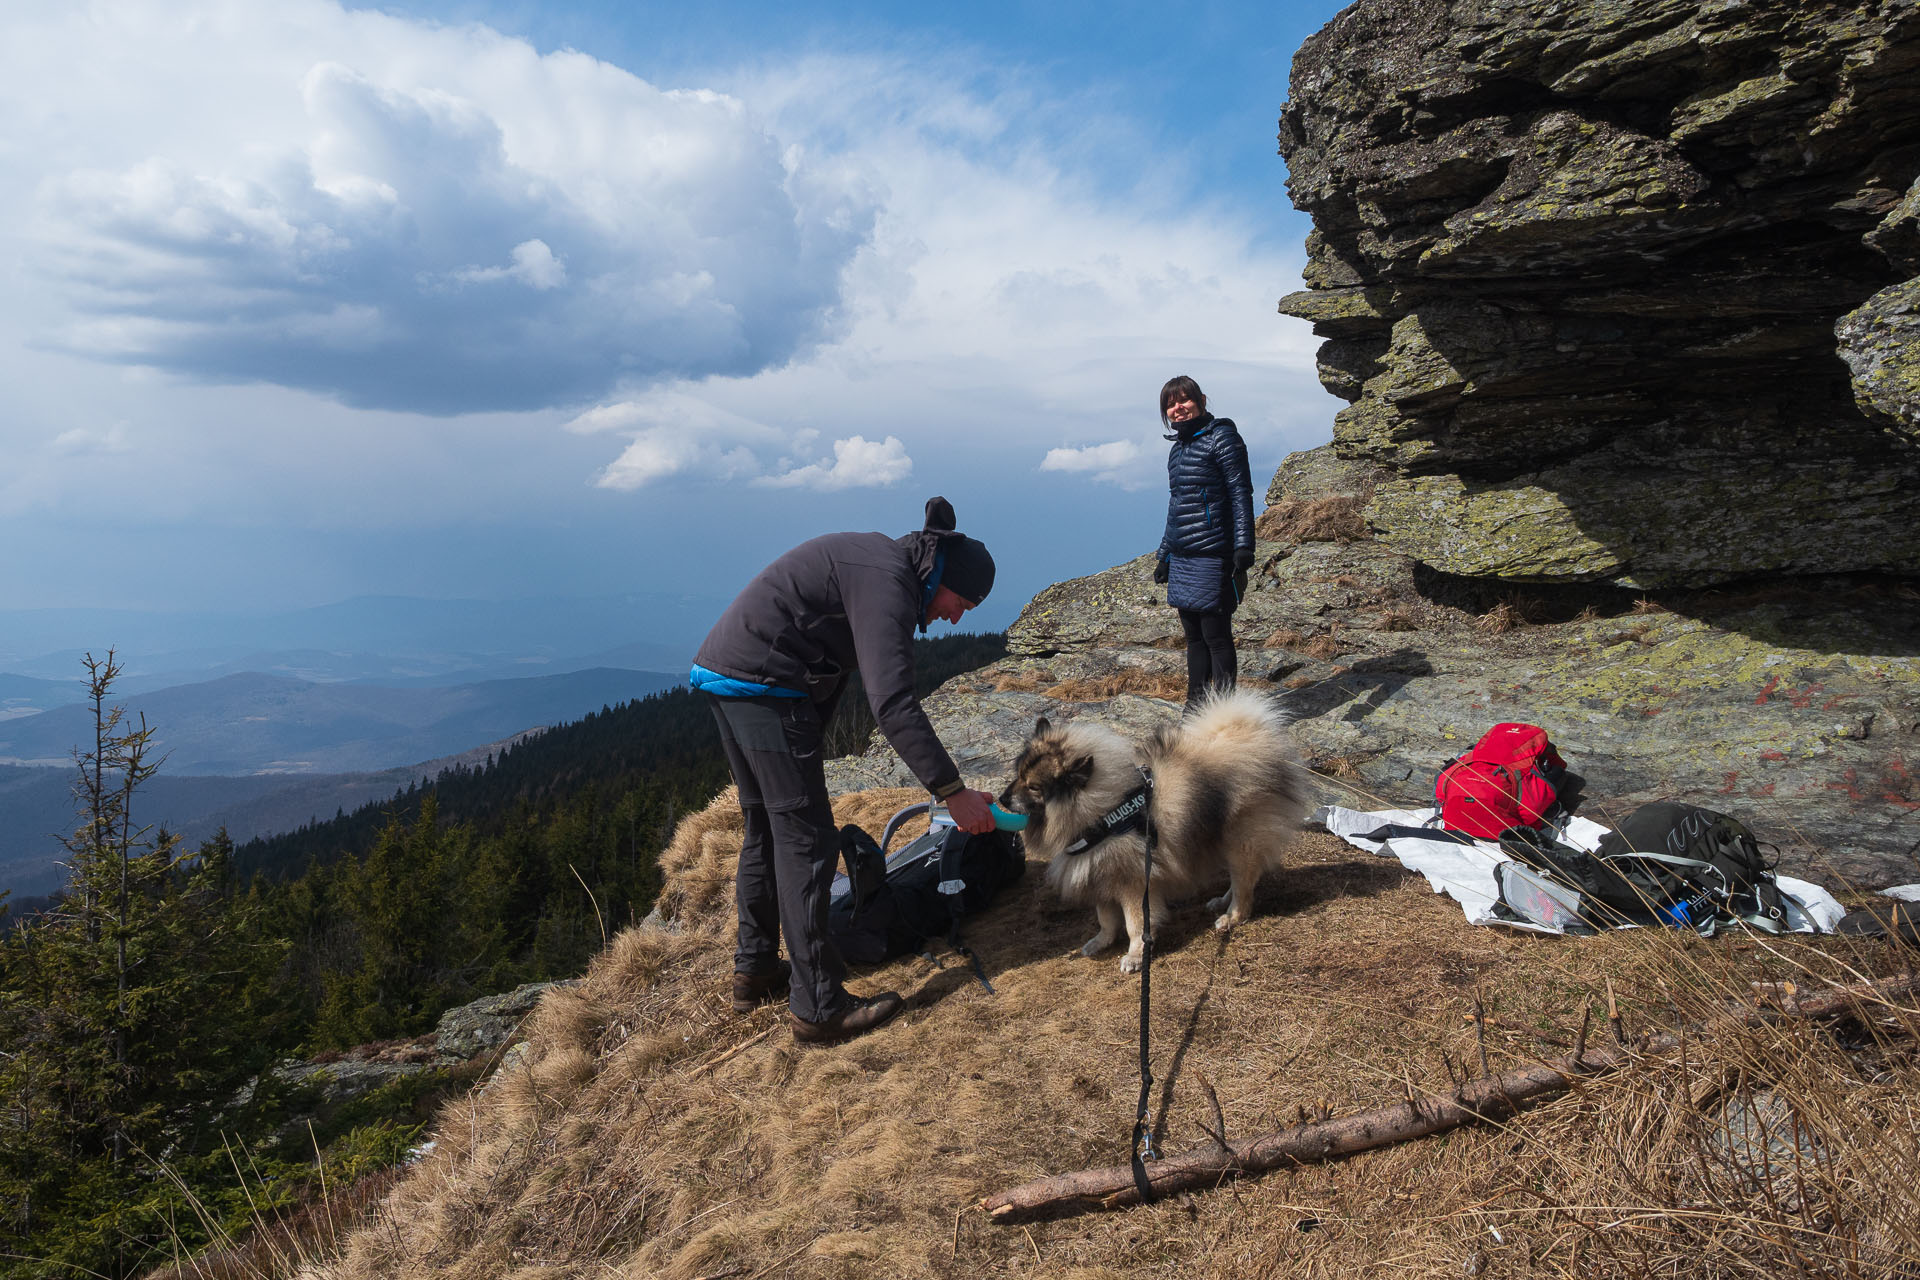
[285,787,1920,1280]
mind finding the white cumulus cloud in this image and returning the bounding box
[607,51,1327,501]
[453,239,568,290]
[17,8,874,414]
[1040,439,1149,487]
[571,390,913,492]
[758,435,913,491]
[573,391,783,490]
[49,423,135,456]
[0,5,1341,608]
[595,430,764,490]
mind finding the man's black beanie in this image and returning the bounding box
[942,536,995,605]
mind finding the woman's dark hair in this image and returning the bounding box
[1159,374,1206,423]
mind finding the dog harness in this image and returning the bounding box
[1060,768,1154,856]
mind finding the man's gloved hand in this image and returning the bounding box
[944,787,997,835]
[1152,554,1170,585]
[1233,547,1255,572]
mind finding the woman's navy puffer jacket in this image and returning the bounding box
[1159,414,1254,560]
[1158,415,1255,614]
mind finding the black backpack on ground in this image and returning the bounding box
[828,818,1026,965]
[1592,802,1787,931]
[1494,803,1791,934]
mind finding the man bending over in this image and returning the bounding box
[691,496,997,1045]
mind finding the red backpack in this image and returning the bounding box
[1435,722,1567,839]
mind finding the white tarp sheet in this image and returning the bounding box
[1311,804,1845,935]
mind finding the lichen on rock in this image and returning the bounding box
[1838,277,1920,438]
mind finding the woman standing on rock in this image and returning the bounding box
[1152,375,1256,709]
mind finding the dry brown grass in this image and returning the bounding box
[1602,622,1661,649]
[1476,602,1522,635]
[1298,632,1346,661]
[996,668,1188,703]
[1305,753,1368,781]
[286,792,1920,1280]
[1040,671,1187,703]
[1255,495,1370,544]
[1265,623,1347,661]
[1631,597,1667,615]
[1375,608,1419,632]
[990,668,1052,693]
[1475,593,1546,636]
[145,1168,408,1280]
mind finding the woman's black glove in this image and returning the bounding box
[1152,554,1169,585]
[1233,547,1255,571]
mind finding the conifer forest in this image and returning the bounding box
[0,634,1006,1277]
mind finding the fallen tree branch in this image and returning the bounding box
[981,972,1918,1223]
[684,1026,778,1078]
[982,1046,1627,1221]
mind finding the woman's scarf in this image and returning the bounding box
[1164,410,1215,442]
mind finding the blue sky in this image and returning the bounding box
[0,0,1348,646]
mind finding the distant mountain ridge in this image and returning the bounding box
[0,674,86,720]
[0,666,678,775]
[0,593,717,680]
[0,735,526,900]
[1,632,1009,903]
[0,666,679,900]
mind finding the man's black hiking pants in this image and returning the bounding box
[707,693,847,1023]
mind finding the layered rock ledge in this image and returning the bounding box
[1277,0,1920,587]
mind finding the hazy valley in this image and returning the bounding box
[0,594,709,900]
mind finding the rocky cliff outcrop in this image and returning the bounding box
[1276,0,1920,587]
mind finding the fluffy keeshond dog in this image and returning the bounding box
[998,688,1308,972]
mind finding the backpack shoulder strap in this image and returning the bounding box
[1597,849,1728,889]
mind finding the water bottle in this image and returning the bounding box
[1655,899,1692,929]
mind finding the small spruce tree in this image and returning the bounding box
[0,653,282,1278]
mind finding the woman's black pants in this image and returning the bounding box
[1178,609,1237,706]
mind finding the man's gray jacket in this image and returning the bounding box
[693,531,960,796]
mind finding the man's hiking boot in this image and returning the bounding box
[789,991,903,1046]
[731,968,790,1013]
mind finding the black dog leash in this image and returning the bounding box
[1128,766,1159,1204]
